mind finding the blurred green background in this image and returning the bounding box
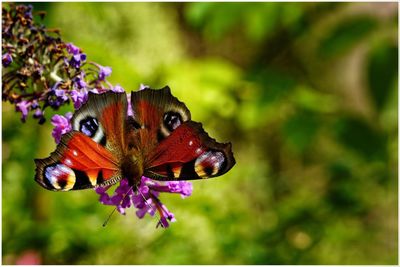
[2,2,398,264]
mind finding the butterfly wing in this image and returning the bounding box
[35,132,121,191]
[144,121,235,181]
[130,87,191,150]
[71,91,128,152]
[35,87,234,190]
[35,91,128,191]
[130,87,235,180]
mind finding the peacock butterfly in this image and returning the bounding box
[34,86,235,192]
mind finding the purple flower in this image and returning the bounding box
[66,43,81,55]
[2,53,12,67]
[15,100,30,122]
[69,53,87,69]
[112,84,125,93]
[33,108,42,118]
[24,5,33,20]
[51,81,62,91]
[97,179,131,215]
[167,181,193,198]
[30,100,39,109]
[33,109,45,124]
[144,180,193,199]
[98,65,112,81]
[3,5,129,125]
[51,112,72,143]
[70,89,88,109]
[156,204,176,228]
[48,82,70,107]
[72,73,87,89]
[55,89,69,102]
[95,176,192,228]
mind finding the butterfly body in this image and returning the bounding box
[120,149,143,187]
[35,86,235,191]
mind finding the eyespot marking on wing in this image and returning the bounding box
[44,164,76,191]
[73,114,105,144]
[195,151,225,177]
[80,117,99,137]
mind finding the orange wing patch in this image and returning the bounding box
[35,132,121,191]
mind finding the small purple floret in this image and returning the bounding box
[2,53,12,67]
[16,100,30,122]
[79,53,87,61]
[30,100,39,109]
[73,73,87,89]
[51,81,62,91]
[55,89,69,102]
[51,112,72,143]
[98,65,112,81]
[24,5,33,19]
[33,108,43,118]
[70,53,86,69]
[70,89,88,109]
[156,204,176,228]
[143,180,193,199]
[167,181,193,198]
[112,84,125,93]
[66,43,81,55]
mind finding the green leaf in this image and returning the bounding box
[367,42,398,111]
[248,68,296,106]
[319,17,377,58]
[292,86,338,113]
[244,3,279,43]
[326,162,366,214]
[282,110,319,153]
[184,2,215,28]
[334,117,387,161]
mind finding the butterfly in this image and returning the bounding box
[34,86,235,192]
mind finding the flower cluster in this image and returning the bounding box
[2,4,193,228]
[96,177,192,228]
[2,4,119,123]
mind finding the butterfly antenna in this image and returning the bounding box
[102,206,117,227]
[102,185,134,227]
[135,184,167,228]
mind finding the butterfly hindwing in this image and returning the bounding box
[144,121,235,181]
[35,131,121,191]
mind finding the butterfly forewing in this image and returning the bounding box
[130,86,191,144]
[72,91,128,153]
